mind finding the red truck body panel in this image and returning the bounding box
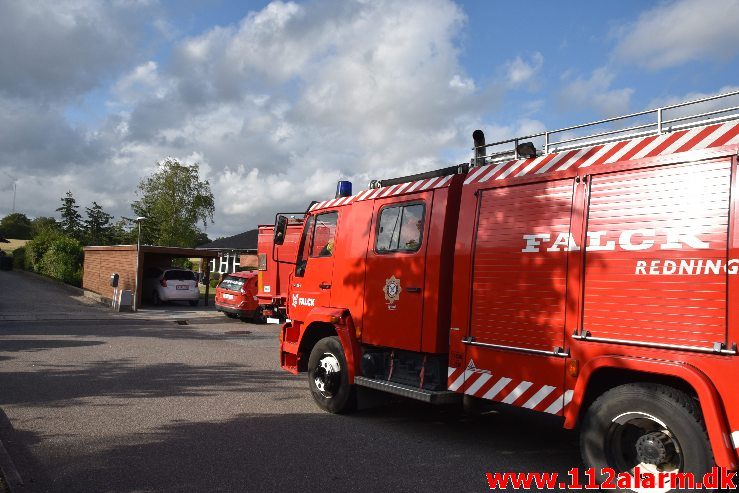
[281,116,739,468]
[257,222,302,309]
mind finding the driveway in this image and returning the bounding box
[0,270,581,492]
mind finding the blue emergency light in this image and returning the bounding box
[335,180,352,198]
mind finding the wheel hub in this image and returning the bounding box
[635,431,675,466]
[314,353,341,397]
[607,412,683,474]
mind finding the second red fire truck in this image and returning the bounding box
[273,91,739,482]
[256,219,303,322]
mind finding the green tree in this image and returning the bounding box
[0,212,32,239]
[31,216,60,237]
[84,201,114,245]
[56,191,83,240]
[110,218,135,245]
[131,158,215,247]
[195,231,211,246]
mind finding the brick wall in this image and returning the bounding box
[83,249,138,301]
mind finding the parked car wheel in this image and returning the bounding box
[252,306,267,324]
[580,383,713,488]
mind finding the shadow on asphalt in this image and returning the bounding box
[0,339,106,353]
[4,400,580,492]
[0,319,273,342]
[0,359,291,407]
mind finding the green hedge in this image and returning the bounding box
[39,236,83,286]
[12,247,26,269]
[25,229,61,272]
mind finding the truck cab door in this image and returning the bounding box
[362,194,429,352]
[289,211,338,320]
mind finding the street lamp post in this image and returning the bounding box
[133,216,146,311]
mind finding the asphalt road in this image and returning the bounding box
[0,270,581,492]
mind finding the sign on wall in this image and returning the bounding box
[209,252,240,275]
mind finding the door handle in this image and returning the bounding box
[319,283,332,289]
[406,287,421,293]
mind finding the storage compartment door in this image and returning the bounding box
[582,158,731,350]
[461,179,575,415]
[470,179,575,352]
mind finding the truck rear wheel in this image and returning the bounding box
[580,383,713,488]
[307,336,355,414]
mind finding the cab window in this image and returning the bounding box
[310,212,338,258]
[376,203,425,253]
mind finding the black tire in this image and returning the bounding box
[307,336,355,414]
[252,306,267,324]
[189,300,199,307]
[580,383,713,489]
[152,291,161,306]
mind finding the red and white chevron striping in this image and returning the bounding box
[309,174,454,212]
[463,119,739,185]
[447,365,574,416]
[309,120,739,211]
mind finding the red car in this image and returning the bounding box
[215,271,259,319]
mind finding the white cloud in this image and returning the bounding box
[108,0,501,235]
[504,52,543,87]
[559,67,634,117]
[0,0,157,100]
[614,0,739,70]
[645,85,739,127]
[0,0,519,237]
[113,61,171,104]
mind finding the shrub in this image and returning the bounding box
[25,229,62,272]
[172,258,194,270]
[39,236,84,286]
[12,247,26,269]
[209,277,220,289]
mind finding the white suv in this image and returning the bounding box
[143,267,200,306]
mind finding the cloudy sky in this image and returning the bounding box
[1,0,738,237]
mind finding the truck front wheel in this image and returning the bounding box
[580,383,713,487]
[307,336,355,414]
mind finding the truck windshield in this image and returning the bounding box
[295,215,315,277]
[310,212,338,257]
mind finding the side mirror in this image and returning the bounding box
[274,215,288,246]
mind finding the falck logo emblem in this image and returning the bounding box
[383,275,402,304]
[291,293,299,308]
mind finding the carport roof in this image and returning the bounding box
[83,245,220,257]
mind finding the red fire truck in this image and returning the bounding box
[275,91,739,480]
[256,219,303,322]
